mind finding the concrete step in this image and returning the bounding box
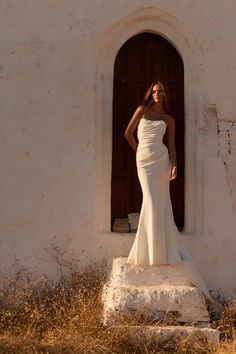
[102,257,210,327]
[110,324,219,346]
[102,283,210,327]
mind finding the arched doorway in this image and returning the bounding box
[111,32,185,231]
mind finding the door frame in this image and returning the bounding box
[94,7,206,237]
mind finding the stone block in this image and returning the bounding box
[110,325,219,346]
[109,257,193,287]
[112,218,130,233]
[102,257,210,327]
[127,213,140,232]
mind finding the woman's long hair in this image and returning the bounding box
[142,81,169,113]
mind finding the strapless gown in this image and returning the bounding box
[127,118,212,300]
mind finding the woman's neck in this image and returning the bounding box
[151,103,165,113]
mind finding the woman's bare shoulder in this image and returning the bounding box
[133,105,146,119]
[136,104,145,113]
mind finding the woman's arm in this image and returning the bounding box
[124,105,144,152]
[167,116,178,181]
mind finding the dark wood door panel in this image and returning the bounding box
[112,32,185,230]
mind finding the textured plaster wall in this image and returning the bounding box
[0,0,235,298]
[201,107,236,296]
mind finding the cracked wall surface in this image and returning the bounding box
[202,105,236,298]
[218,120,236,199]
[204,105,236,215]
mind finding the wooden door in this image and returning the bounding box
[111,33,185,230]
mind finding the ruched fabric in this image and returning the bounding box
[127,119,212,300]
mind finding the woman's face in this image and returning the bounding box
[151,84,164,104]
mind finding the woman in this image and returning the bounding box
[124,81,212,301]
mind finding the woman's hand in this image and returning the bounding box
[169,165,177,181]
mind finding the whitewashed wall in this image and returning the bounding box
[0,0,235,299]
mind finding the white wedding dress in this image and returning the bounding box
[127,118,212,300]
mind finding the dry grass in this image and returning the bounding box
[0,250,235,353]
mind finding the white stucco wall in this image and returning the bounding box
[0,0,235,298]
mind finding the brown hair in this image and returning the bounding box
[142,81,169,113]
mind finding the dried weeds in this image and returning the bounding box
[0,246,235,353]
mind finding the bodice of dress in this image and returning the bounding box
[136,119,168,168]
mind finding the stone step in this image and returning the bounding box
[110,325,219,346]
[102,283,210,327]
[110,257,195,287]
[102,257,210,327]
